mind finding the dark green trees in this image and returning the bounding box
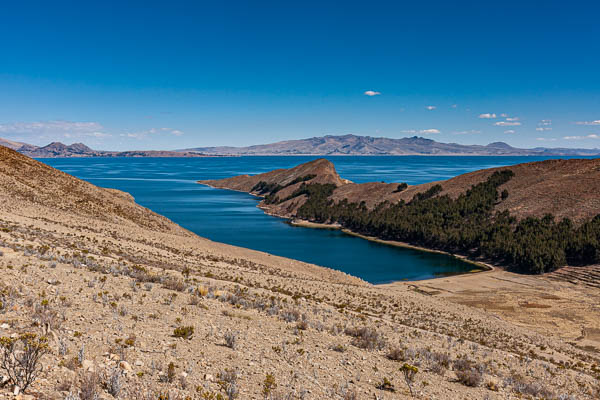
[278,169,600,274]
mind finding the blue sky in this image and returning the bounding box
[1,1,599,151]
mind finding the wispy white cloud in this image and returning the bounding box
[451,104,458,108]
[505,117,519,122]
[120,127,184,140]
[0,120,103,134]
[402,128,441,134]
[534,119,552,131]
[504,130,516,134]
[425,105,436,110]
[574,120,600,126]
[536,137,557,142]
[494,121,522,126]
[453,130,481,135]
[563,134,600,140]
[364,90,381,96]
[500,113,508,118]
[0,120,110,142]
[478,113,496,119]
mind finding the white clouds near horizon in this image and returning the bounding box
[0,120,104,134]
[574,120,600,126]
[0,120,110,142]
[478,113,496,119]
[563,134,600,140]
[364,90,381,96]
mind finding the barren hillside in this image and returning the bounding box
[201,157,600,223]
[0,146,598,398]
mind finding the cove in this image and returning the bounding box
[38,155,592,284]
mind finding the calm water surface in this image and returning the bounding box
[39,156,590,283]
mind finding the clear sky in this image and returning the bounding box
[1,1,599,151]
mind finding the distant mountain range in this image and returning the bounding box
[0,139,208,158]
[2,134,600,157]
[183,134,600,156]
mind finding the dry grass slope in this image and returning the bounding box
[0,146,598,399]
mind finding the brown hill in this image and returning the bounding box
[200,157,348,191]
[200,157,600,223]
[0,145,184,233]
[0,145,598,398]
[0,137,27,150]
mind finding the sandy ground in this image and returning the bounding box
[391,267,600,354]
[0,147,599,399]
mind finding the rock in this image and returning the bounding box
[13,385,20,395]
[82,360,95,371]
[0,323,9,329]
[204,373,214,382]
[134,359,143,367]
[119,361,132,371]
[180,371,188,379]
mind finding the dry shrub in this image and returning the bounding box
[79,371,100,400]
[386,346,405,361]
[453,358,483,387]
[345,326,386,350]
[430,351,451,375]
[162,277,186,292]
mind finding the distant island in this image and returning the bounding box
[183,134,600,156]
[4,134,600,158]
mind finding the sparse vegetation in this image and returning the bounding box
[0,333,50,392]
[400,363,418,397]
[173,326,195,339]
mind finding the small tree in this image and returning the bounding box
[501,189,509,200]
[394,182,408,193]
[400,363,418,397]
[0,333,50,392]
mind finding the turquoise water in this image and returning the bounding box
[39,156,594,283]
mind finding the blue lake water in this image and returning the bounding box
[39,155,594,283]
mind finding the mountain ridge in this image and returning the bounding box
[5,134,600,157]
[184,134,600,156]
[9,140,210,158]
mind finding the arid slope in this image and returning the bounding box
[0,146,598,399]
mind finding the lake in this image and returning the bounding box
[39,155,590,283]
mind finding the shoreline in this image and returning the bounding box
[289,218,494,280]
[198,182,495,284]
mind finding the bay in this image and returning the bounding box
[39,155,591,283]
